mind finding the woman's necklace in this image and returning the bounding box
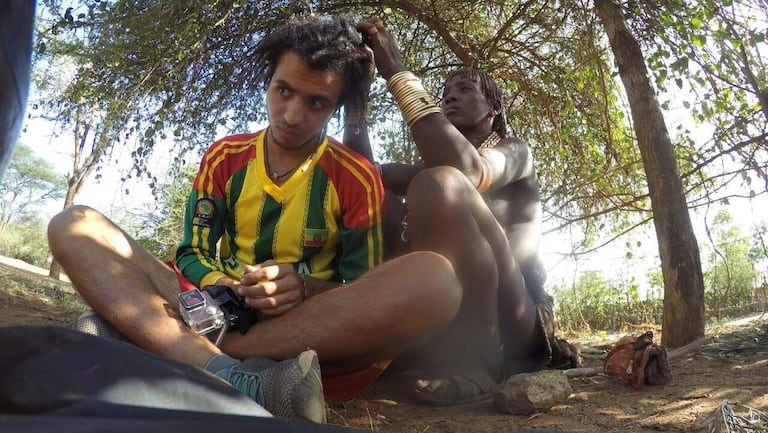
[265,134,312,181]
[478,132,501,149]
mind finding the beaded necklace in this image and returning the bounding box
[478,131,501,149]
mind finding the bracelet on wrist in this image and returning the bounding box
[386,71,441,127]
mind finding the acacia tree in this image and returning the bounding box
[0,144,65,235]
[594,0,767,344]
[749,222,768,275]
[632,0,768,208]
[33,1,139,278]
[34,0,767,343]
[594,0,706,346]
[704,210,761,318]
[36,0,641,244]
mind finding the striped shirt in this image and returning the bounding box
[176,129,384,288]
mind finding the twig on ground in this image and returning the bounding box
[579,345,605,355]
[564,367,602,377]
[701,399,768,433]
[582,353,606,360]
[667,337,710,359]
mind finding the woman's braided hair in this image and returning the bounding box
[445,68,508,138]
[251,16,371,112]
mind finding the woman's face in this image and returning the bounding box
[440,74,494,134]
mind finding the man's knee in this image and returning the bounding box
[404,251,462,315]
[406,166,472,210]
[47,205,109,255]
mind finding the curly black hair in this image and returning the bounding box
[251,16,370,112]
[445,68,508,138]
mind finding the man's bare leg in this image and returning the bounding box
[50,206,462,375]
[47,205,219,368]
[48,206,333,422]
[220,251,462,373]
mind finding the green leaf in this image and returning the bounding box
[691,17,702,30]
[671,57,688,73]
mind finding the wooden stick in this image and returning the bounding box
[667,336,710,359]
[564,367,602,377]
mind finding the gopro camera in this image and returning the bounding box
[179,288,227,345]
[202,285,258,335]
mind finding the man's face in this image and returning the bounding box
[440,74,494,133]
[266,50,343,150]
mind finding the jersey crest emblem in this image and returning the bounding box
[192,198,216,228]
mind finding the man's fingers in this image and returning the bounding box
[242,260,282,284]
[245,291,300,314]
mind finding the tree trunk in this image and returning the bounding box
[47,181,77,280]
[594,0,705,347]
[47,256,64,280]
[47,110,101,280]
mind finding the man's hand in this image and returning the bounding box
[356,18,404,80]
[235,260,304,316]
[213,275,240,288]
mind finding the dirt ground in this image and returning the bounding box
[2,259,767,432]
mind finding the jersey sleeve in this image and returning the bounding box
[175,189,228,288]
[174,134,256,288]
